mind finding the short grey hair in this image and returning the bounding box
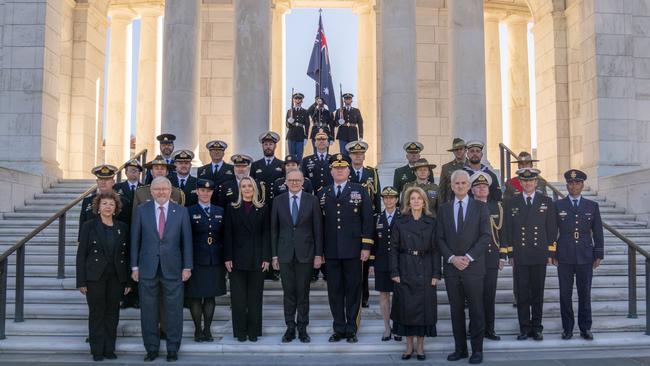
[450,169,470,184]
[286,169,304,179]
[151,176,172,189]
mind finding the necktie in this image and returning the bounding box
[130,184,135,193]
[158,206,166,240]
[291,195,299,225]
[266,159,271,166]
[212,164,217,174]
[356,170,361,182]
[180,178,186,190]
[573,199,578,208]
[457,201,464,233]
[336,185,342,198]
[387,214,392,226]
[320,154,324,162]
[527,196,532,207]
[204,206,210,216]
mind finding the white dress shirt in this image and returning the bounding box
[449,195,473,263]
[288,190,303,212]
[523,191,536,205]
[132,201,169,271]
[211,161,223,173]
[569,194,582,207]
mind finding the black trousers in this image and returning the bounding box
[483,268,499,334]
[445,273,485,353]
[86,269,123,357]
[558,263,593,333]
[326,258,362,336]
[279,259,313,329]
[514,263,547,334]
[229,269,265,338]
[362,260,370,305]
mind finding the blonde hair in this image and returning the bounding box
[232,176,265,209]
[400,186,432,217]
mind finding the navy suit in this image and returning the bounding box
[130,200,193,353]
[555,196,604,333]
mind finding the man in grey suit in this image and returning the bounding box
[131,177,193,362]
[271,170,324,343]
[437,170,491,365]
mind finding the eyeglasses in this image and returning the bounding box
[316,138,328,141]
[287,179,303,184]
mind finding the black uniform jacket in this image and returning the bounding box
[223,203,271,271]
[76,218,131,288]
[188,204,225,266]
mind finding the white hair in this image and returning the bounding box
[450,169,470,184]
[150,176,172,189]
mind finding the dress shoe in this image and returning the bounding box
[328,333,343,342]
[194,329,203,342]
[346,334,358,343]
[485,331,501,341]
[298,330,311,343]
[532,332,543,341]
[362,302,369,308]
[381,332,392,341]
[166,351,178,362]
[401,352,413,360]
[203,328,214,342]
[92,355,104,361]
[236,336,247,342]
[394,335,403,341]
[103,352,117,360]
[416,353,426,361]
[160,330,167,340]
[144,352,158,362]
[248,335,258,342]
[446,350,469,361]
[580,330,594,340]
[469,352,483,364]
[561,331,573,340]
[282,328,296,343]
[516,333,528,340]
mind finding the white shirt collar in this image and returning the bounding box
[569,195,582,204]
[128,179,139,185]
[385,208,396,218]
[454,195,469,206]
[334,181,347,191]
[199,202,211,210]
[289,190,303,199]
[523,191,536,201]
[157,201,170,211]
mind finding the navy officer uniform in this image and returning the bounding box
[301,129,333,194]
[197,140,235,206]
[285,92,310,161]
[170,150,198,207]
[370,187,400,294]
[555,169,604,341]
[214,154,255,208]
[144,133,177,184]
[114,159,144,203]
[250,132,285,204]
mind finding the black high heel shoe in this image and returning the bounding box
[401,352,414,360]
[381,332,392,341]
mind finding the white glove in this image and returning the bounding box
[303,139,308,146]
[288,117,295,124]
[338,119,345,125]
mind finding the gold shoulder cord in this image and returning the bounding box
[489,202,504,245]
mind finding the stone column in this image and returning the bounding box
[161,0,201,158]
[505,15,531,154]
[233,0,271,156]
[448,0,486,143]
[484,12,503,164]
[135,5,163,157]
[105,8,136,166]
[270,1,289,156]
[378,0,417,185]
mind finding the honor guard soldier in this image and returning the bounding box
[132,155,186,213]
[469,172,506,341]
[301,129,333,194]
[114,159,144,203]
[309,96,335,151]
[319,154,374,343]
[346,140,380,308]
[145,133,177,184]
[503,168,557,341]
[171,150,198,207]
[79,165,132,241]
[215,154,259,208]
[463,140,502,202]
[251,132,285,204]
[555,169,604,341]
[392,142,435,194]
[197,140,235,205]
[439,138,468,204]
[286,92,310,161]
[401,158,439,216]
[504,151,548,200]
[334,93,364,155]
[274,155,314,197]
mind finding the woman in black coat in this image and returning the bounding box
[224,176,271,342]
[390,186,441,360]
[76,191,131,361]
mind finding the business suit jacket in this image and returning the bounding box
[224,203,271,271]
[76,218,131,288]
[555,196,604,265]
[271,192,323,263]
[130,200,193,280]
[437,198,492,276]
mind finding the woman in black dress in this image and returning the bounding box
[224,176,271,342]
[390,186,441,360]
[185,179,227,342]
[76,191,131,361]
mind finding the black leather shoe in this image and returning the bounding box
[328,333,343,342]
[166,351,178,362]
[401,352,413,360]
[381,332,392,341]
[580,330,594,340]
[236,336,247,342]
[194,329,203,342]
[362,302,369,308]
[447,350,469,361]
[248,335,258,342]
[469,352,483,364]
[144,352,158,362]
[346,334,358,343]
[394,335,403,341]
[298,330,311,343]
[103,352,117,360]
[516,333,528,340]
[416,353,426,361]
[92,355,104,361]
[160,330,167,340]
[485,331,501,341]
[532,332,543,341]
[203,328,214,342]
[561,331,573,340]
[282,328,296,343]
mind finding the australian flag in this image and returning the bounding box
[307,14,337,111]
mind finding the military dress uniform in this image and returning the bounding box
[503,168,558,339]
[438,138,468,205]
[392,142,435,194]
[301,148,332,194]
[555,169,604,340]
[250,133,285,205]
[333,94,364,155]
[401,158,439,216]
[371,207,400,293]
[285,93,310,161]
[463,165,502,202]
[273,176,314,196]
[144,134,177,184]
[214,155,261,208]
[309,106,335,146]
[131,156,185,214]
[197,141,235,206]
[504,151,548,199]
[170,150,198,207]
[113,159,144,204]
[319,154,374,341]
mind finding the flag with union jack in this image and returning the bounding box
[307,13,337,111]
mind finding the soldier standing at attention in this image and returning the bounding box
[392,142,434,194]
[401,158,439,216]
[171,150,198,207]
[463,141,502,202]
[197,140,235,206]
[144,133,177,184]
[215,154,256,208]
[555,169,604,341]
[285,92,310,161]
[503,168,557,341]
[302,129,333,196]
[250,131,285,204]
[114,159,144,204]
[334,93,364,156]
[439,138,467,205]
[309,96,335,152]
[503,151,548,200]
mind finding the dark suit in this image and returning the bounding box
[76,218,131,357]
[114,181,143,204]
[78,193,132,241]
[250,158,285,205]
[437,198,491,354]
[197,161,235,206]
[130,200,193,353]
[224,203,271,338]
[555,196,604,333]
[171,175,198,207]
[271,192,323,330]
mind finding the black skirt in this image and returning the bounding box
[185,264,227,298]
[374,270,394,293]
[392,322,437,337]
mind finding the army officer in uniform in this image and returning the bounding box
[401,158,439,216]
[132,156,185,212]
[438,138,467,205]
[302,129,333,194]
[392,142,435,194]
[274,155,314,196]
[114,159,144,204]
[555,169,604,340]
[334,93,364,155]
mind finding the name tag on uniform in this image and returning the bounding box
[256,169,263,173]
[376,223,384,229]
[215,215,223,219]
[193,214,202,219]
[225,170,233,175]
[190,189,196,194]
[275,167,282,172]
